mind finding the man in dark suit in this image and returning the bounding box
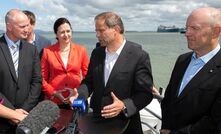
[23,10,51,58]
[69,12,153,134]
[0,9,42,133]
[161,7,221,134]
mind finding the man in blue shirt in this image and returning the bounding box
[0,9,41,134]
[161,7,221,134]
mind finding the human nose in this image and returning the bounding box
[185,27,191,37]
[96,31,101,38]
[24,26,29,33]
[64,31,68,37]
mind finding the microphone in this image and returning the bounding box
[16,100,60,134]
[72,99,86,113]
[65,99,86,134]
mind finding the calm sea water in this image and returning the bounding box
[43,32,190,89]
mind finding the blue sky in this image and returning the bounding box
[0,0,221,31]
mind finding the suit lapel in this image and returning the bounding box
[18,41,25,80]
[0,36,17,82]
[178,50,221,99]
[99,48,106,87]
[53,44,66,71]
[105,42,129,88]
[172,53,192,97]
[66,44,75,71]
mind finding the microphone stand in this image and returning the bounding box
[65,109,82,134]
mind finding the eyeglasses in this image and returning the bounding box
[185,25,212,32]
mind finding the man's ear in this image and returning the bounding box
[113,25,121,33]
[212,26,221,38]
[6,22,12,31]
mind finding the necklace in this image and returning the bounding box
[60,48,70,52]
[60,45,70,52]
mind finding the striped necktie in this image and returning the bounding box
[12,44,19,77]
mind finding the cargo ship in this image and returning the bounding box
[157,25,180,32]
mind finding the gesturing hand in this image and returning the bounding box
[53,90,65,102]
[101,92,125,118]
[53,88,74,104]
[68,88,79,104]
[160,129,171,134]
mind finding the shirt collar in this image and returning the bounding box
[31,33,36,44]
[192,44,220,64]
[4,33,20,48]
[105,39,126,56]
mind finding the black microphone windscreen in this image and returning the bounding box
[16,100,60,134]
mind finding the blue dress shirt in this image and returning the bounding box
[178,44,220,96]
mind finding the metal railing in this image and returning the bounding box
[141,87,165,134]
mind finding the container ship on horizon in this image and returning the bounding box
[157,25,180,32]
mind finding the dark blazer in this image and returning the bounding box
[34,33,51,58]
[161,50,221,134]
[78,40,153,133]
[0,35,42,132]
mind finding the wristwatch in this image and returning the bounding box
[122,105,128,117]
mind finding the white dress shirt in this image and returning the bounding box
[104,40,126,86]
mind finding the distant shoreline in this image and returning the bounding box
[0,30,155,35]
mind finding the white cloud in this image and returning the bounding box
[16,0,68,15]
[1,0,220,31]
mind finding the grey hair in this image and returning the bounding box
[206,7,221,27]
[5,9,20,24]
[95,12,124,34]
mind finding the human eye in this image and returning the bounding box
[95,29,100,32]
[59,31,65,34]
[97,29,106,33]
[192,26,201,31]
[186,25,201,32]
[66,30,71,33]
[19,25,27,29]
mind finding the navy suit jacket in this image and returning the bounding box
[161,50,221,134]
[78,40,153,133]
[0,35,42,131]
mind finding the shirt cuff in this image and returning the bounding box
[0,98,4,104]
